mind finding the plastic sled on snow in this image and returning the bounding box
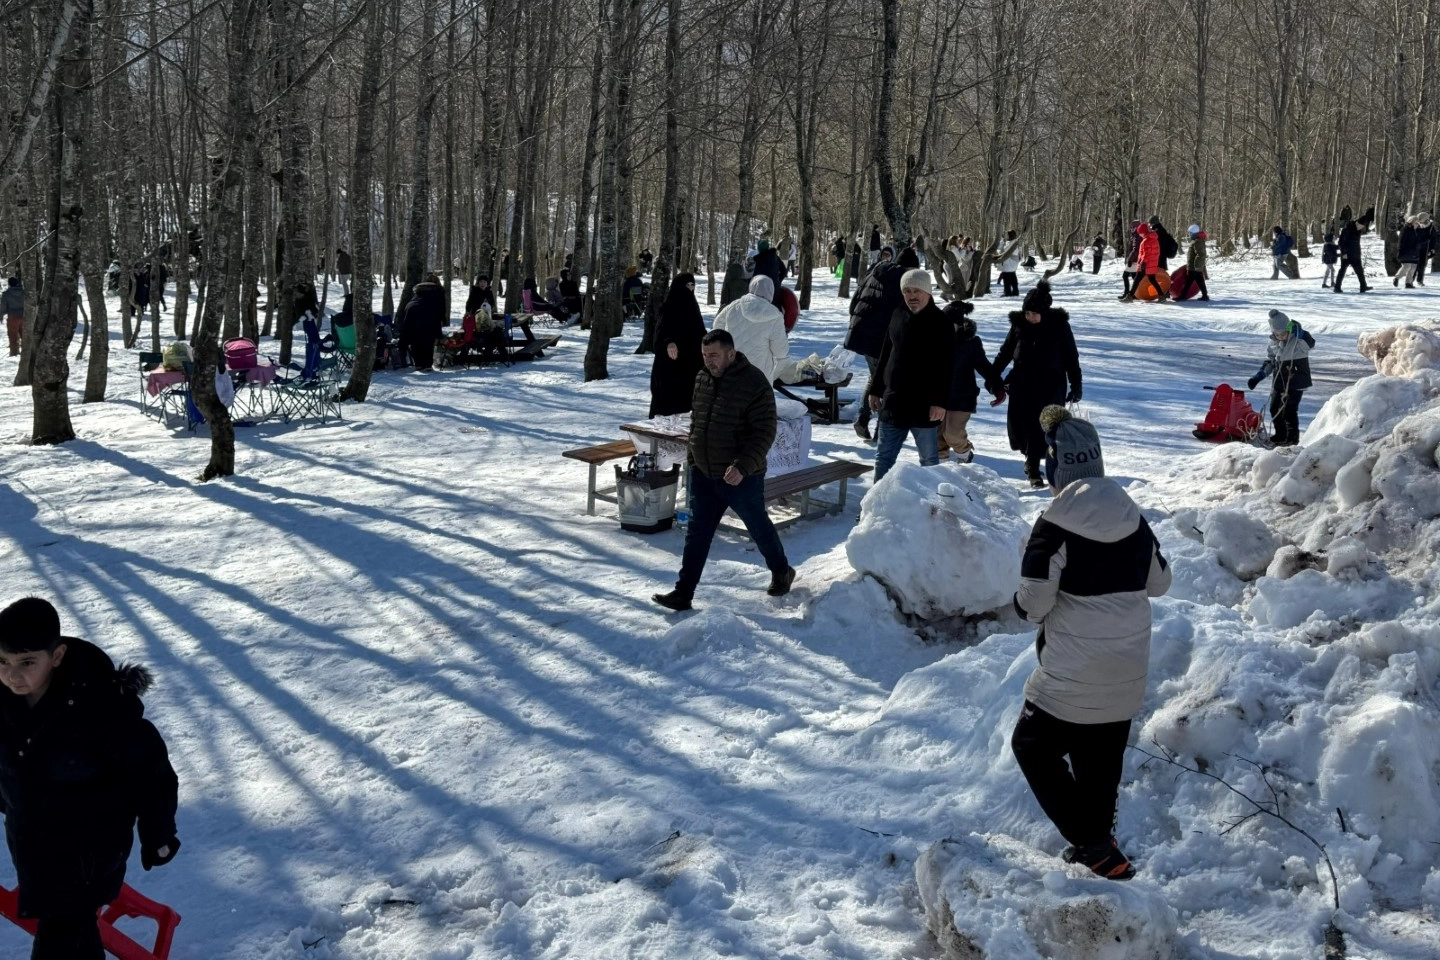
[1192,384,1263,443]
[1169,265,1201,301]
[779,286,799,333]
[0,882,181,960]
[1133,271,1171,300]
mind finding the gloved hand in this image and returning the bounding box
[1066,386,1082,403]
[990,389,1006,407]
[1247,377,1260,390]
[142,836,181,871]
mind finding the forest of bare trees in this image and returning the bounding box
[3,0,1438,464]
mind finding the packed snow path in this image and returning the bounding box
[1,244,1436,959]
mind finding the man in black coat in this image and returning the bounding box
[751,240,788,307]
[869,224,883,266]
[846,247,914,441]
[1333,206,1373,293]
[1091,234,1105,274]
[653,330,794,611]
[866,268,954,482]
[403,273,448,371]
[992,281,1083,487]
[0,598,179,959]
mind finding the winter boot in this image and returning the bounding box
[652,588,694,612]
[767,566,796,597]
[1063,837,1135,881]
[854,414,872,441]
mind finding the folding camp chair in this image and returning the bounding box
[333,316,357,371]
[138,351,165,417]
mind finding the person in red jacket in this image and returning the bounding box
[1121,224,1167,302]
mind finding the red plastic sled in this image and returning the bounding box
[0,883,181,960]
[779,286,799,332]
[1169,265,1201,301]
[1193,384,1263,442]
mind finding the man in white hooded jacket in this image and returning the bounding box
[1010,405,1171,882]
[712,275,789,384]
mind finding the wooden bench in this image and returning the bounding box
[774,373,855,424]
[757,458,871,529]
[562,439,638,515]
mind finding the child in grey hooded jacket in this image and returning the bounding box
[1010,406,1171,881]
[1247,309,1316,446]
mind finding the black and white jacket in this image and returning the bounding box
[1014,478,1171,725]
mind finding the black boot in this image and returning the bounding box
[653,588,694,611]
[767,566,796,597]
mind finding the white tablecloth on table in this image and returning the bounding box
[623,412,812,476]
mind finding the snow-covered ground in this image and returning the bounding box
[1,239,1438,959]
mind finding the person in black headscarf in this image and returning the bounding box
[649,273,707,417]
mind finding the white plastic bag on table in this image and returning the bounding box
[821,345,857,383]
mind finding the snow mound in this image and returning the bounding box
[915,833,1180,960]
[846,461,1027,619]
[1356,319,1440,376]
[1303,373,1440,445]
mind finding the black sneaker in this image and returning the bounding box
[652,590,693,611]
[767,566,796,597]
[1064,838,1135,881]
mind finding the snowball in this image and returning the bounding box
[847,462,1028,619]
[1324,536,1370,577]
[1356,320,1440,377]
[915,833,1181,960]
[1251,449,1291,487]
[1334,454,1376,509]
[1303,372,1439,445]
[1272,434,1362,506]
[1201,508,1278,580]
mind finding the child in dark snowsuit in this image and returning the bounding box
[0,597,180,960]
[1321,233,1339,288]
[1247,309,1316,446]
[938,301,1003,462]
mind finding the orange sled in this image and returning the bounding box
[1193,384,1263,442]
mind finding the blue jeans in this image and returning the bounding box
[677,467,788,593]
[874,422,939,481]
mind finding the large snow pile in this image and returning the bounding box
[892,325,1440,958]
[1357,318,1440,376]
[844,461,1027,619]
[915,833,1180,960]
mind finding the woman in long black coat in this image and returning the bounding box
[991,282,1083,486]
[649,273,706,417]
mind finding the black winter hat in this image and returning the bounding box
[1021,280,1052,314]
[1148,215,1161,227]
[896,247,920,269]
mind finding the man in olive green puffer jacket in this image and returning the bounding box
[653,329,794,611]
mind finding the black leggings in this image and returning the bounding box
[33,914,104,960]
[1270,386,1304,445]
[1011,701,1132,848]
[1000,271,1019,296]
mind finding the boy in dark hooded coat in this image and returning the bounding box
[937,301,1003,462]
[992,281,1083,487]
[0,597,179,959]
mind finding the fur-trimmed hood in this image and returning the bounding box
[1007,306,1071,333]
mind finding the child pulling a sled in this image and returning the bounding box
[1248,309,1317,447]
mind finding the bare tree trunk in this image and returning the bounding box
[193,0,263,480]
[274,0,316,362]
[29,0,85,445]
[0,0,80,198]
[638,0,682,355]
[341,0,387,402]
[398,0,440,318]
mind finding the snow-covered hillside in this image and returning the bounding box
[1,239,1437,959]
